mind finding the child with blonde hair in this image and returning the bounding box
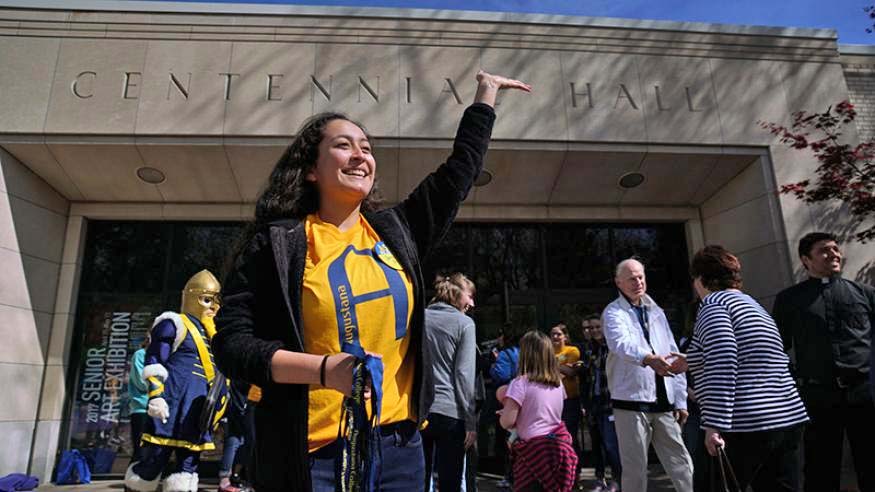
[496,330,578,492]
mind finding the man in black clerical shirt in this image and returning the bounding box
[773,232,875,492]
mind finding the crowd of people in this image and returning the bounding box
[119,67,873,492]
[471,233,872,492]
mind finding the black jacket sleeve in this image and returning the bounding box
[772,289,794,353]
[398,103,495,261]
[213,230,285,389]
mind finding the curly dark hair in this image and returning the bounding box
[254,112,381,223]
[798,232,837,259]
[222,113,382,283]
[690,245,743,291]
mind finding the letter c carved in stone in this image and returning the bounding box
[72,71,97,99]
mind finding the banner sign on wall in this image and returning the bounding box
[76,311,150,428]
[69,302,156,474]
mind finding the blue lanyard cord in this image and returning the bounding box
[339,342,384,492]
[632,305,655,352]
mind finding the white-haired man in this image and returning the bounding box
[602,259,693,492]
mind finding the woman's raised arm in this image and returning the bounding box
[474,70,532,107]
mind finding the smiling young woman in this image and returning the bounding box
[306,118,377,227]
[212,70,531,492]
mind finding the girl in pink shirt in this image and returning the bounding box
[497,331,578,492]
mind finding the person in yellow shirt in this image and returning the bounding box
[213,71,531,492]
[551,322,583,477]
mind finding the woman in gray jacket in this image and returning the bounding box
[422,273,478,492]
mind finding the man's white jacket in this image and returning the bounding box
[602,293,688,410]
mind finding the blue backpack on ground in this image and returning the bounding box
[80,447,116,474]
[55,449,91,485]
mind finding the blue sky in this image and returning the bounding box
[130,0,875,45]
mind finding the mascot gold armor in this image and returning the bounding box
[124,270,228,492]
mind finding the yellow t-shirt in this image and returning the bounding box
[555,345,581,399]
[302,213,415,452]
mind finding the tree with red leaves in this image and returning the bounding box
[760,101,875,242]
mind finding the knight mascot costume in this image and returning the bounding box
[125,270,228,492]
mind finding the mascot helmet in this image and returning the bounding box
[181,270,221,320]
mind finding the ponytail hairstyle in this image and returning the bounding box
[430,272,476,312]
[518,330,562,387]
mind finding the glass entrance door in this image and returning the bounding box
[67,219,693,477]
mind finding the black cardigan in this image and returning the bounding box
[212,103,496,491]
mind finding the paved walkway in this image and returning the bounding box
[476,465,674,491]
[33,466,677,492]
[29,459,863,492]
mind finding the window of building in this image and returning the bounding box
[66,219,690,475]
[68,221,243,475]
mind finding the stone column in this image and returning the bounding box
[0,147,70,479]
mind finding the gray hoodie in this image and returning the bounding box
[424,302,477,431]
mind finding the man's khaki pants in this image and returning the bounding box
[613,409,693,492]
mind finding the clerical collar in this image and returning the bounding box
[809,274,839,285]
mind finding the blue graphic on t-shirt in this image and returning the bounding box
[328,244,408,348]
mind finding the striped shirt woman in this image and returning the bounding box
[687,245,807,492]
[688,290,808,432]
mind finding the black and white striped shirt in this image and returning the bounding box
[688,290,808,432]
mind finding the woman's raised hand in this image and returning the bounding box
[476,70,532,91]
[474,70,532,107]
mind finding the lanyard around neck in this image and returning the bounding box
[631,304,655,353]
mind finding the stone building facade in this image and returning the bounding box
[843,46,875,141]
